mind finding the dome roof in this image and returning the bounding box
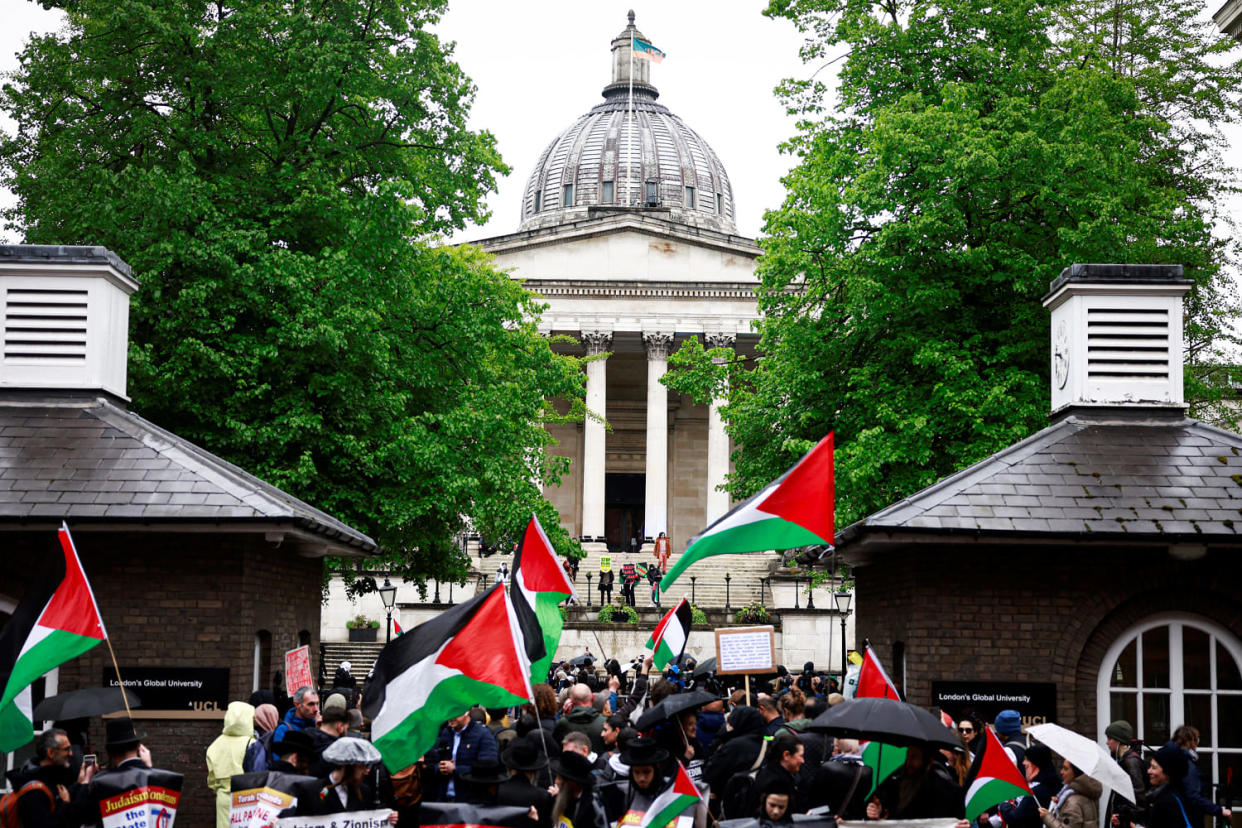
[518,13,737,234]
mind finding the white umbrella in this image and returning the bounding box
[322,736,383,765]
[1026,723,1136,803]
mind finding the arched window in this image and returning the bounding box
[253,630,272,693]
[1098,614,1242,804]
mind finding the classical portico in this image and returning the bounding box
[473,14,761,556]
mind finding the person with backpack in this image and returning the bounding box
[1135,745,1193,828]
[2,727,89,828]
[1105,720,1148,828]
[993,710,1028,768]
[751,731,810,816]
[1171,726,1233,825]
[703,706,767,819]
[206,701,255,828]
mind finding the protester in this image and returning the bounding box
[552,684,606,754]
[598,565,614,606]
[73,718,159,827]
[993,710,1027,767]
[810,737,873,819]
[646,563,662,607]
[995,743,1060,828]
[1038,758,1102,828]
[272,686,319,743]
[5,727,90,828]
[1172,725,1232,823]
[1138,744,1192,828]
[703,705,767,816]
[866,744,964,819]
[206,701,255,828]
[291,737,398,823]
[548,751,601,828]
[431,709,499,802]
[757,694,786,736]
[959,717,983,756]
[759,779,795,826]
[459,758,510,805]
[334,660,357,690]
[1104,720,1148,828]
[617,738,685,825]
[308,694,352,776]
[751,731,809,815]
[270,730,315,775]
[498,733,553,828]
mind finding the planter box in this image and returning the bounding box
[348,627,378,642]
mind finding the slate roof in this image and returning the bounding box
[837,413,1242,548]
[0,394,376,554]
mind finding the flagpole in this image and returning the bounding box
[104,637,133,719]
[627,33,634,207]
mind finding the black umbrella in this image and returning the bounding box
[692,657,716,678]
[807,696,960,750]
[635,688,719,731]
[34,687,141,721]
[567,654,595,667]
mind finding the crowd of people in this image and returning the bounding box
[6,656,1235,828]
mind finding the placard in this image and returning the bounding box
[284,646,313,698]
[103,667,229,712]
[274,810,392,827]
[92,767,183,828]
[715,625,776,675]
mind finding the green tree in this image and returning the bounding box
[0,0,585,582]
[666,0,1241,527]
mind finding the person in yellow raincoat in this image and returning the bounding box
[206,700,256,828]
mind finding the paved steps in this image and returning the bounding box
[321,641,384,686]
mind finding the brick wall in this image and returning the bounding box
[0,529,324,827]
[854,541,1242,734]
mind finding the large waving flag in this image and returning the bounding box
[631,36,666,63]
[857,646,907,798]
[0,523,107,751]
[362,583,534,772]
[633,761,702,828]
[660,433,834,591]
[511,514,575,684]
[646,598,691,670]
[964,725,1032,820]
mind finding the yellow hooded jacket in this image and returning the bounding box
[206,700,255,828]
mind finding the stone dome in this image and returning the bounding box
[518,12,737,234]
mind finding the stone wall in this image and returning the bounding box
[0,529,324,826]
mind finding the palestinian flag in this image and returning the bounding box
[393,618,404,636]
[0,523,106,751]
[964,725,1032,820]
[362,583,534,772]
[633,761,702,828]
[660,433,834,591]
[857,647,907,798]
[631,36,666,63]
[646,599,691,670]
[511,514,574,684]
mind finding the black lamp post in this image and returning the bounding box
[724,573,732,613]
[806,579,816,610]
[793,577,800,609]
[834,591,852,685]
[586,572,593,607]
[379,576,397,643]
[690,576,696,605]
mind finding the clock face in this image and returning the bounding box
[1054,319,1069,390]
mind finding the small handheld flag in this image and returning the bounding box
[964,725,1033,820]
[646,599,692,670]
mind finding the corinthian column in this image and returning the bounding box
[642,332,674,542]
[580,330,612,542]
[704,332,735,523]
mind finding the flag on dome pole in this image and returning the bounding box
[631,35,666,63]
[660,433,835,592]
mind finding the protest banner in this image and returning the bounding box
[230,770,317,828]
[284,646,313,697]
[273,809,393,827]
[92,767,184,828]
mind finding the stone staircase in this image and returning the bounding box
[321,641,384,686]
[471,544,782,610]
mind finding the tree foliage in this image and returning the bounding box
[0,0,585,582]
[667,0,1242,528]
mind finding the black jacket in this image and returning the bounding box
[6,760,65,828]
[999,767,1061,828]
[292,775,377,815]
[1144,783,1194,828]
[752,763,809,816]
[810,757,874,819]
[497,775,553,828]
[871,760,964,819]
[703,707,767,794]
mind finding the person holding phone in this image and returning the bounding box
[7,727,93,828]
[429,710,498,802]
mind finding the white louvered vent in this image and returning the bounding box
[4,287,89,363]
[1086,307,1169,380]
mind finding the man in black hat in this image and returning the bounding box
[499,733,553,828]
[459,759,510,805]
[270,729,316,775]
[548,751,602,828]
[69,718,156,827]
[617,738,682,825]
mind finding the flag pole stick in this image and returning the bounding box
[104,637,133,719]
[591,631,610,668]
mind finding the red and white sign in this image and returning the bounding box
[99,785,180,828]
[284,646,313,697]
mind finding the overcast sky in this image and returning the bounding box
[2,0,1239,254]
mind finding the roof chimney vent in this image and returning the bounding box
[0,245,138,400]
[1042,263,1191,418]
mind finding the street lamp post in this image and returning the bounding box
[690,576,696,605]
[586,573,594,607]
[379,577,397,644]
[834,591,852,686]
[724,573,732,613]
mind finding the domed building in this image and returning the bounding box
[474,13,761,559]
